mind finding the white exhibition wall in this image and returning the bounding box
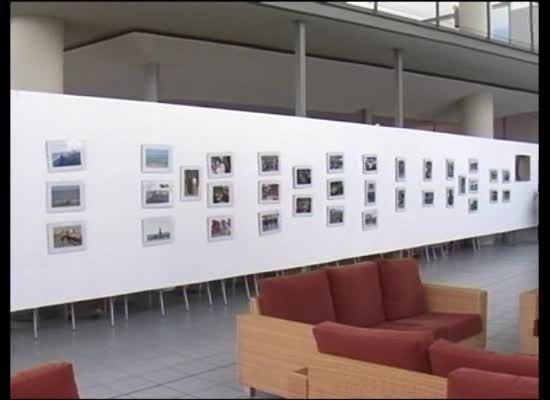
[10,90,538,312]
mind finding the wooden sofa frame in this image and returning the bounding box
[519,288,538,355]
[237,282,487,398]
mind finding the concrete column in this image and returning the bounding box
[11,16,64,93]
[393,49,403,128]
[144,63,160,102]
[294,21,306,117]
[458,2,488,37]
[360,108,373,124]
[460,93,494,138]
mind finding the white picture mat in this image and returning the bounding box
[10,90,539,311]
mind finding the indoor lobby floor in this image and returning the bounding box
[10,234,538,399]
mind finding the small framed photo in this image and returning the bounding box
[423,159,433,181]
[363,154,378,174]
[468,178,478,194]
[327,153,344,174]
[46,140,86,172]
[208,182,233,208]
[47,221,86,254]
[502,190,511,203]
[395,187,406,212]
[422,190,435,207]
[489,169,499,183]
[142,216,174,246]
[141,144,172,173]
[327,206,344,227]
[365,180,376,206]
[208,215,233,241]
[258,152,280,176]
[446,187,455,208]
[258,181,280,204]
[458,175,467,195]
[142,180,173,208]
[207,153,233,178]
[293,195,313,217]
[293,166,312,188]
[362,210,378,231]
[469,158,479,174]
[395,157,406,182]
[468,198,478,213]
[446,159,455,180]
[502,169,511,183]
[258,210,281,235]
[180,166,202,201]
[327,179,344,200]
[46,181,85,213]
[490,190,499,203]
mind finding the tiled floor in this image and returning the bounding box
[11,232,538,399]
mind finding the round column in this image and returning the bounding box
[11,16,64,93]
[458,2,488,37]
[461,93,494,138]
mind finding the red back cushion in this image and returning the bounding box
[326,262,386,327]
[447,368,538,399]
[11,362,79,399]
[377,258,428,320]
[429,339,539,378]
[258,269,336,325]
[313,321,434,373]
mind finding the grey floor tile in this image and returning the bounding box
[193,383,244,398]
[121,384,187,399]
[164,376,218,393]
[79,384,117,399]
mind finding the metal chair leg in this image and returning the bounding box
[182,286,189,311]
[70,303,76,331]
[159,291,165,316]
[109,297,115,327]
[33,308,39,340]
[253,274,259,297]
[244,276,251,300]
[206,282,212,305]
[425,247,430,263]
[221,280,227,305]
[124,295,129,321]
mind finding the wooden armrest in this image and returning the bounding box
[423,282,487,316]
[519,288,538,355]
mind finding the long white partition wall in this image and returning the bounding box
[11,90,538,312]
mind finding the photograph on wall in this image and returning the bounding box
[489,169,499,183]
[490,190,499,203]
[422,190,435,207]
[469,158,479,174]
[180,166,201,201]
[395,187,406,212]
[327,206,344,227]
[141,144,172,173]
[363,154,378,174]
[258,152,280,176]
[327,179,344,200]
[362,210,378,230]
[502,169,511,183]
[208,182,233,208]
[423,159,433,181]
[502,190,511,203]
[468,178,479,194]
[327,153,344,174]
[468,198,478,213]
[293,166,312,188]
[395,158,406,182]
[293,195,313,216]
[365,180,376,206]
[142,216,174,246]
[47,221,86,254]
[458,175,467,195]
[46,181,85,213]
[258,181,280,204]
[142,180,173,208]
[46,140,86,172]
[258,210,281,235]
[207,153,233,178]
[446,187,455,208]
[446,159,455,180]
[208,215,233,241]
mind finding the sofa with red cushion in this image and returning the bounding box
[237,258,488,398]
[11,361,79,399]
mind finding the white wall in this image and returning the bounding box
[10,91,539,312]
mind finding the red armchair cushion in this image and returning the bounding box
[313,321,434,373]
[11,361,79,399]
[258,269,336,324]
[447,368,538,399]
[377,258,428,320]
[429,339,539,378]
[326,262,386,327]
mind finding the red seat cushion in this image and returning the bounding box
[447,368,538,399]
[326,262,386,327]
[258,269,336,325]
[429,339,539,378]
[313,321,434,373]
[11,361,79,399]
[376,258,428,320]
[375,312,482,342]
[533,319,538,337]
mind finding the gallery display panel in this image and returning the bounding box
[10,90,539,311]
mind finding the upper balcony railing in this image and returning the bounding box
[344,2,538,53]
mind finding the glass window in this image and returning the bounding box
[438,2,459,30]
[491,2,511,43]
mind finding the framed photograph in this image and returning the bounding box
[365,180,376,206]
[46,181,85,213]
[293,166,312,188]
[46,140,86,172]
[47,221,86,254]
[446,159,455,180]
[208,182,233,208]
[490,190,499,203]
[141,144,172,173]
[258,210,281,235]
[502,190,511,203]
[293,195,313,217]
[395,187,406,212]
[468,178,479,194]
[489,169,499,183]
[502,169,511,183]
[422,190,435,207]
[258,181,280,204]
[363,154,378,174]
[395,157,406,182]
[423,158,433,181]
[327,153,344,174]
[207,215,233,242]
[258,152,280,176]
[446,187,455,208]
[207,153,233,178]
[142,180,173,208]
[180,166,201,201]
[327,206,344,227]
[458,175,467,195]
[469,158,479,174]
[468,198,478,213]
[142,216,174,246]
[362,210,378,231]
[327,179,344,200]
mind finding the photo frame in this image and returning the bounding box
[395,187,406,212]
[423,158,433,181]
[142,180,173,208]
[47,221,86,254]
[326,153,344,174]
[362,210,378,231]
[502,190,511,203]
[327,206,344,227]
[142,216,174,246]
[395,157,406,182]
[446,159,455,180]
[208,182,233,208]
[46,181,85,213]
[446,187,455,208]
[258,181,280,205]
[258,152,280,176]
[362,154,378,174]
[327,179,344,200]
[422,190,435,207]
[258,210,281,236]
[365,180,376,206]
[180,166,202,201]
[489,169,499,183]
[502,169,511,183]
[469,158,479,174]
[468,178,479,194]
[141,144,172,173]
[207,153,233,178]
[293,195,313,217]
[46,140,86,172]
[293,166,312,189]
[207,215,233,242]
[489,190,498,203]
[468,198,479,213]
[458,175,467,195]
